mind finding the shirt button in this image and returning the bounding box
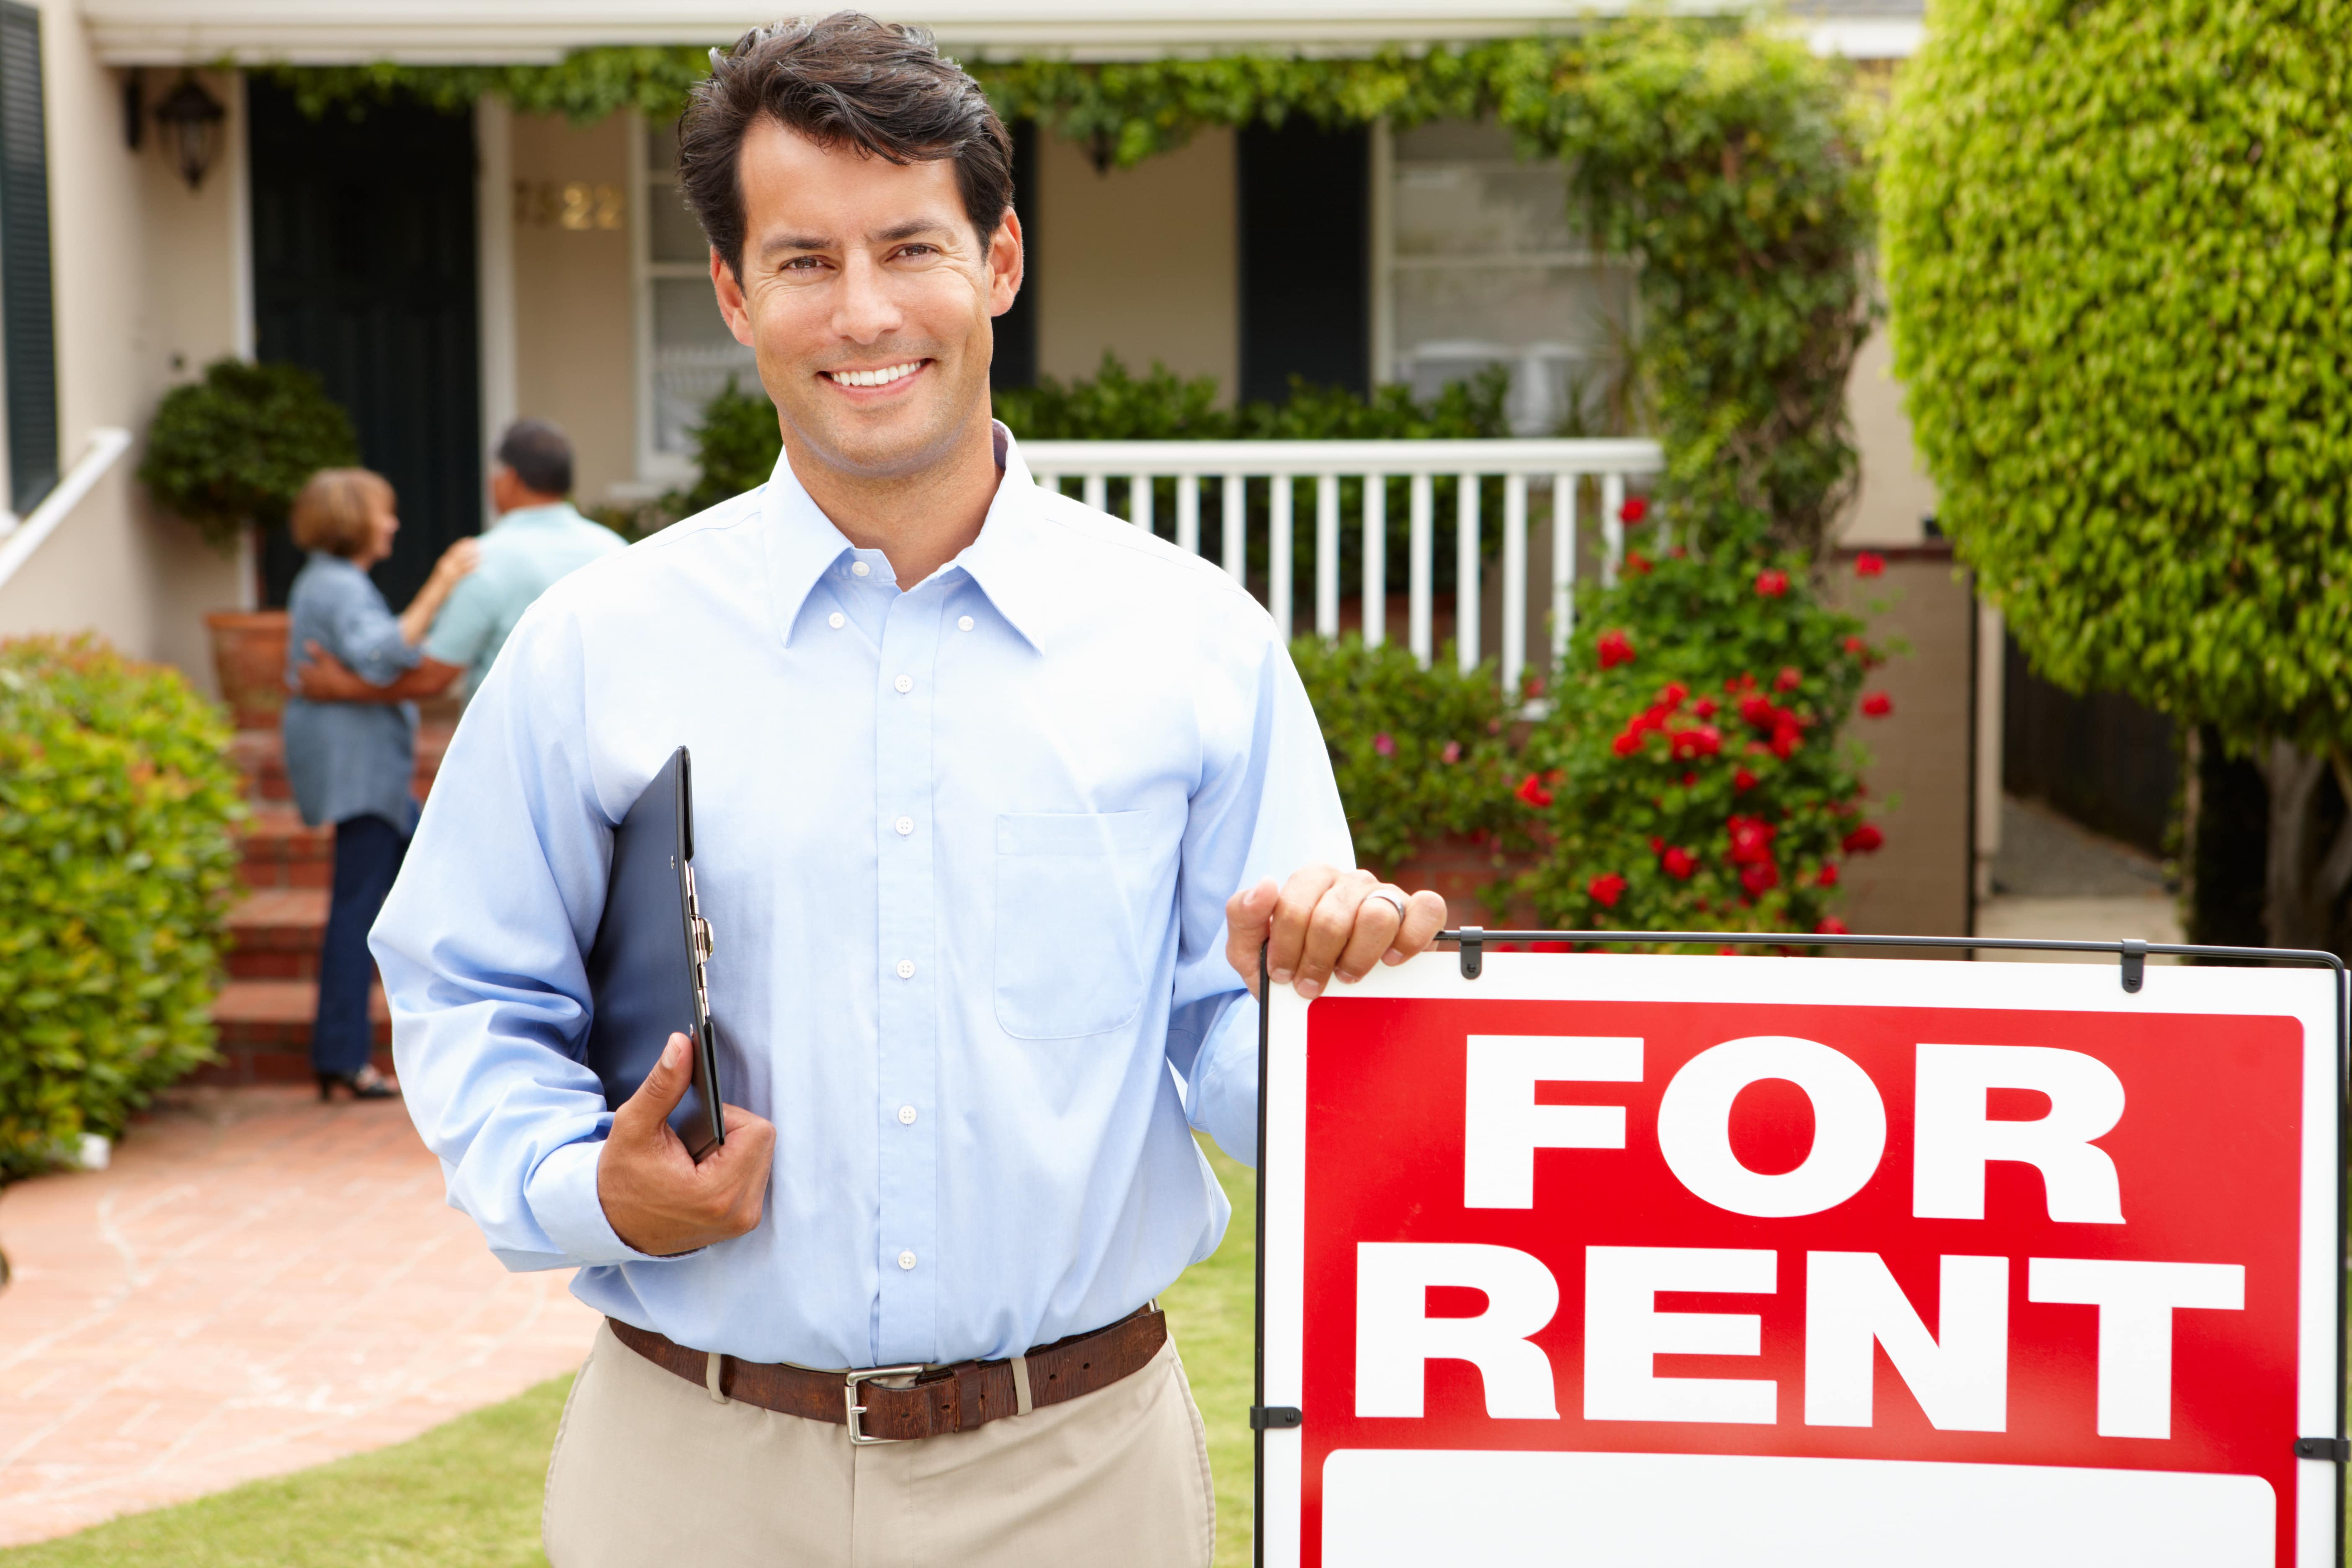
[896,958,916,980]
[894,674,913,694]
[851,560,871,577]
[828,611,845,629]
[897,1104,917,1125]
[894,816,913,836]
[897,1250,917,1271]
[958,615,974,632]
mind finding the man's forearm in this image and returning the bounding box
[322,658,464,703]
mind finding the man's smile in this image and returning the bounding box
[822,360,928,392]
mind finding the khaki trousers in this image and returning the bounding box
[543,1321,1215,1568]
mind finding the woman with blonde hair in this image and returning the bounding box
[280,467,477,1100]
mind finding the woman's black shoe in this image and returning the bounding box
[317,1066,400,1101]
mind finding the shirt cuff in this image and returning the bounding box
[524,1131,704,1265]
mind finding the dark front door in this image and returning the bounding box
[248,77,480,611]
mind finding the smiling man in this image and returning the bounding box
[369,15,1444,1567]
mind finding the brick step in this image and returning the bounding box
[226,887,328,979]
[197,978,393,1086]
[229,725,453,807]
[238,804,333,890]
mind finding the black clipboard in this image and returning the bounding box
[584,746,724,1157]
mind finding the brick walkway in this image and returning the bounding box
[0,1086,600,1547]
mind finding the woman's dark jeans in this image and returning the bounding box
[313,812,410,1078]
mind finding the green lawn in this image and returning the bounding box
[0,1143,1262,1568]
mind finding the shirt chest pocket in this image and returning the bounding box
[994,810,1163,1040]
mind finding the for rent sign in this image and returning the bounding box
[1258,955,2341,1567]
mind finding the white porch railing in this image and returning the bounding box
[0,428,136,596]
[1023,437,1665,698]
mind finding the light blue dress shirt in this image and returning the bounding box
[370,429,1350,1370]
[421,501,625,697]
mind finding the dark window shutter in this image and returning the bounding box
[990,118,1039,391]
[1238,121,1369,403]
[0,0,54,514]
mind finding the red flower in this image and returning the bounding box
[1733,766,1759,791]
[1610,730,1643,757]
[1854,552,1885,579]
[1661,846,1697,879]
[1739,861,1780,897]
[1816,863,1840,887]
[1522,673,1546,699]
[1373,731,1395,756]
[1596,629,1636,669]
[1774,666,1803,693]
[1516,772,1554,809]
[1620,495,1649,525]
[1842,822,1885,855]
[1816,916,1850,935]
[1737,693,1777,728]
[1693,696,1717,719]
[1681,771,1698,787]
[1770,724,1802,759]
[1441,740,1462,763]
[1755,568,1790,598]
[1660,681,1689,708]
[1624,549,1653,576]
[1861,691,1894,718]
[1588,872,1627,909]
[1531,940,1573,953]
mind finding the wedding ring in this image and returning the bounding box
[1365,887,1409,919]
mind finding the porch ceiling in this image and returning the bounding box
[83,0,1921,65]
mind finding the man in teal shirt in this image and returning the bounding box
[296,420,623,704]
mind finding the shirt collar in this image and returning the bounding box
[491,500,582,530]
[761,423,1064,651]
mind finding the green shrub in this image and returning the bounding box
[1510,534,1892,944]
[1289,635,1527,877]
[0,638,242,1179]
[139,358,360,550]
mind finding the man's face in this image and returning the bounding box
[712,120,1022,484]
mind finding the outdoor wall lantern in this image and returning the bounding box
[153,72,225,191]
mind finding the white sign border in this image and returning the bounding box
[1258,951,2344,1568]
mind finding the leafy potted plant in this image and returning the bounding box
[139,358,358,727]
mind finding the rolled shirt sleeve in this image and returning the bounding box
[369,605,683,1271]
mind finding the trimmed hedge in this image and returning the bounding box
[0,638,242,1179]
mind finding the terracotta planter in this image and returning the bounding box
[205,611,290,730]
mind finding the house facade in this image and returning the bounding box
[0,0,1980,932]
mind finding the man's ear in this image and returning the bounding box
[986,210,1024,320]
[710,248,756,347]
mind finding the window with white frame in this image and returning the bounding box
[1375,119,1636,436]
[637,121,756,477]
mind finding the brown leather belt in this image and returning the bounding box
[608,1304,1166,1443]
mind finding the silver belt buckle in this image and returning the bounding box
[844,1364,925,1444]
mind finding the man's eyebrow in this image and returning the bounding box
[872,217,957,244]
[758,232,835,256]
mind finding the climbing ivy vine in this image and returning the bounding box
[273,15,1874,556]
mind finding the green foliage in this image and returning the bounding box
[1289,636,1527,875]
[1882,0,2352,756]
[278,18,1870,555]
[0,638,241,1181]
[665,376,789,518]
[1512,539,1891,943]
[138,359,359,550]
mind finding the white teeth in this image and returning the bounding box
[831,361,920,388]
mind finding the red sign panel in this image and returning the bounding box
[1258,957,2338,1568]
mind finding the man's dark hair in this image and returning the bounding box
[677,13,1014,281]
[496,418,573,497]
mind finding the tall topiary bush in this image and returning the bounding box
[0,638,242,1179]
[1883,0,2352,950]
[139,358,359,550]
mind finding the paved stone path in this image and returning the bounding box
[0,1086,600,1547]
